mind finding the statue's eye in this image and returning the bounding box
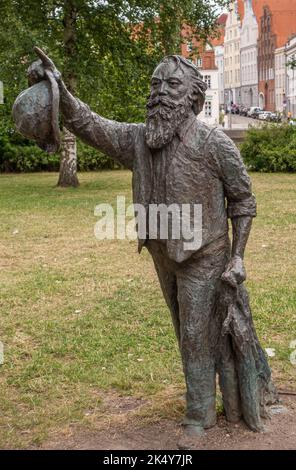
[168,80,180,86]
[151,79,160,87]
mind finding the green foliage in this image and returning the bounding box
[240,124,296,172]
[130,0,230,56]
[77,141,117,171]
[0,126,116,172]
[0,125,58,172]
[0,0,229,173]
[0,0,230,117]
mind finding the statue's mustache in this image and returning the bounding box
[147,95,176,107]
[146,96,181,119]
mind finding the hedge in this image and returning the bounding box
[240,124,296,172]
[3,123,296,174]
[0,127,116,172]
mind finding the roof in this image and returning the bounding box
[211,13,228,47]
[217,13,228,25]
[237,0,245,21]
[253,0,296,48]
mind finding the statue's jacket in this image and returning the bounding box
[63,99,256,263]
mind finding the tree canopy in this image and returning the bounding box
[0,0,229,174]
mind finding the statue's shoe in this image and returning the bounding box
[204,415,217,429]
[177,424,205,450]
[183,413,217,429]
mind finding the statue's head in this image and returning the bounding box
[146,55,207,149]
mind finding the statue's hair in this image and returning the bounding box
[159,55,207,115]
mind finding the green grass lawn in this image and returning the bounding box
[0,171,296,448]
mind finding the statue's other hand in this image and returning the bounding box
[221,256,246,287]
[32,46,62,83]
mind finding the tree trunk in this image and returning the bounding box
[58,0,79,187]
[58,127,79,187]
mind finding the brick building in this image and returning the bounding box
[257,4,276,110]
[254,0,296,111]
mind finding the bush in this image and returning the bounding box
[240,124,296,172]
[0,127,117,172]
[0,127,59,172]
[77,141,117,171]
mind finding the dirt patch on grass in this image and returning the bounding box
[101,391,148,415]
[35,395,296,450]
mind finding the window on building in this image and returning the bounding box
[204,75,211,88]
[205,100,212,117]
[196,57,202,68]
[270,68,274,80]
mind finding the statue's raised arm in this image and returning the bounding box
[34,47,138,169]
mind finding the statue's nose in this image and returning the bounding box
[159,81,168,95]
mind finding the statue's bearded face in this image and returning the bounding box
[146,60,195,149]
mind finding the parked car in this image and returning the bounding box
[268,112,282,123]
[238,105,243,115]
[240,106,249,116]
[253,109,264,119]
[259,111,272,121]
[248,107,263,119]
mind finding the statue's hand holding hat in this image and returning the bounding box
[12,47,61,154]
